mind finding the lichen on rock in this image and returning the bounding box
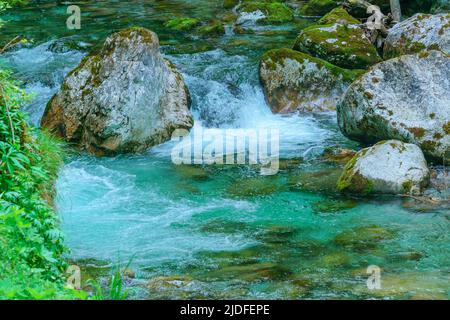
[259,48,363,113]
[384,13,450,59]
[337,50,450,162]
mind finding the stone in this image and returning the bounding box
[41,28,193,155]
[384,13,450,59]
[337,50,450,161]
[259,48,363,113]
[337,140,430,195]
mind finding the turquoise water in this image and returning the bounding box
[1,0,449,299]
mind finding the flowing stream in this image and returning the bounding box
[1,0,449,299]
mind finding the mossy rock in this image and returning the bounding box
[320,252,353,267]
[174,165,209,181]
[227,176,282,197]
[288,167,343,194]
[321,147,357,164]
[200,219,249,234]
[254,225,299,244]
[205,262,291,282]
[164,17,201,32]
[238,1,294,24]
[312,198,357,213]
[293,22,382,69]
[333,225,396,251]
[260,48,363,113]
[197,20,226,36]
[317,7,360,25]
[299,0,340,16]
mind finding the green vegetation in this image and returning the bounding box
[299,0,339,16]
[0,70,77,299]
[164,17,200,32]
[239,1,294,24]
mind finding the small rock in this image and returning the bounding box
[337,140,430,195]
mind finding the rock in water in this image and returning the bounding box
[293,8,382,70]
[337,50,450,162]
[384,13,450,59]
[259,48,362,113]
[41,27,193,155]
[337,140,430,195]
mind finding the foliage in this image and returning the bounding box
[0,69,75,299]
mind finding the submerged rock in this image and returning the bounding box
[293,8,381,69]
[259,48,362,113]
[197,20,226,36]
[41,28,193,155]
[337,140,430,195]
[333,225,396,251]
[384,13,450,59]
[337,50,450,161]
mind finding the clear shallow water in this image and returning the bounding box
[1,0,449,299]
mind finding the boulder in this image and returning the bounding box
[384,13,450,59]
[41,27,193,155]
[337,50,450,161]
[293,8,382,69]
[337,140,430,195]
[259,48,363,113]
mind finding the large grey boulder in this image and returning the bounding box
[41,27,193,155]
[259,48,362,113]
[337,140,430,195]
[384,13,450,59]
[337,50,450,162]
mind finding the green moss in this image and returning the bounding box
[318,7,360,25]
[223,0,239,9]
[261,48,363,82]
[299,0,339,16]
[239,1,294,24]
[336,149,373,195]
[293,22,382,69]
[164,17,201,32]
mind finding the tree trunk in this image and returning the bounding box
[390,0,401,21]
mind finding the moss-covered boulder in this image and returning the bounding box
[337,140,430,195]
[164,17,201,32]
[41,28,193,155]
[384,13,450,59]
[337,50,450,161]
[259,48,363,113]
[299,0,340,16]
[237,1,294,24]
[293,12,382,69]
[317,6,360,25]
